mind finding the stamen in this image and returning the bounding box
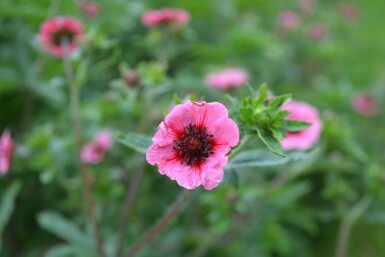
[173,125,215,167]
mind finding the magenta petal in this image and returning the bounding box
[146,101,239,190]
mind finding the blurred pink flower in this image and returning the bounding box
[0,130,13,175]
[141,8,190,27]
[298,0,316,15]
[204,68,249,91]
[146,101,239,190]
[351,93,379,117]
[278,11,300,31]
[39,16,84,57]
[79,1,100,18]
[81,130,112,164]
[307,23,328,41]
[339,3,360,21]
[280,101,322,150]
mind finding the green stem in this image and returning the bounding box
[62,41,106,257]
[229,134,252,161]
[122,190,193,257]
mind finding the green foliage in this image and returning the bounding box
[0,182,21,249]
[1,0,385,256]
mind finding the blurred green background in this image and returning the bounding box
[0,0,384,257]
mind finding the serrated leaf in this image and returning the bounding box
[227,149,289,168]
[116,132,152,154]
[284,120,311,132]
[268,94,291,111]
[255,83,268,106]
[37,212,91,247]
[257,129,285,157]
[0,181,21,235]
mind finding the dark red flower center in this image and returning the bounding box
[52,29,76,46]
[173,124,215,166]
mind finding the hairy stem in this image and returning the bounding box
[334,218,352,257]
[62,41,106,257]
[116,159,147,257]
[123,190,193,257]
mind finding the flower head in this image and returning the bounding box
[280,101,322,150]
[307,23,328,41]
[141,8,190,27]
[39,16,84,57]
[146,101,239,190]
[204,68,249,91]
[298,0,316,15]
[339,3,360,21]
[278,11,300,31]
[0,130,13,175]
[81,130,112,164]
[79,1,100,18]
[351,93,379,117]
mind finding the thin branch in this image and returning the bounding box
[334,219,352,257]
[62,40,106,257]
[123,189,193,257]
[116,158,147,256]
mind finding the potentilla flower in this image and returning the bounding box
[141,8,190,27]
[307,23,328,41]
[0,129,13,175]
[146,101,239,190]
[278,10,300,31]
[204,68,249,91]
[298,0,316,15]
[81,130,112,164]
[280,101,322,150]
[339,3,360,21]
[39,16,84,57]
[351,93,379,117]
[79,1,100,18]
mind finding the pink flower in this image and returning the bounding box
[0,130,13,175]
[79,1,100,18]
[81,130,112,164]
[146,101,239,190]
[204,68,249,91]
[351,93,379,117]
[278,11,300,31]
[307,23,328,41]
[280,101,322,150]
[141,8,190,27]
[339,3,360,21]
[298,0,316,15]
[39,16,84,57]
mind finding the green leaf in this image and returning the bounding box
[255,83,268,106]
[225,169,239,188]
[284,120,311,132]
[116,132,152,154]
[257,129,286,157]
[43,244,95,257]
[227,149,289,168]
[268,94,291,111]
[0,181,21,235]
[43,244,77,257]
[37,212,91,247]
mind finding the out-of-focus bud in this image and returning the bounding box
[123,70,141,87]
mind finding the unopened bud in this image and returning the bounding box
[123,70,140,87]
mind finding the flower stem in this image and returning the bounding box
[122,189,193,257]
[334,218,352,257]
[62,41,106,257]
[115,158,147,257]
[229,134,252,160]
